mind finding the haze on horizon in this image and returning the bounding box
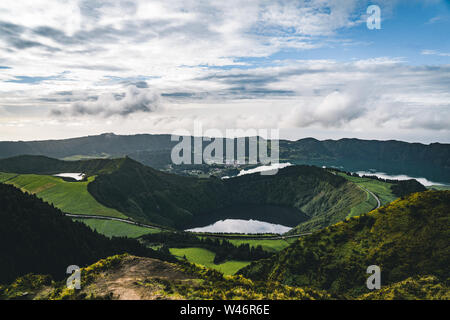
[0,0,449,143]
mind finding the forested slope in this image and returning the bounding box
[0,183,174,284]
[239,191,450,298]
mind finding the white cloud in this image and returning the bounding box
[259,0,363,36]
[56,85,161,117]
[293,90,368,128]
[421,49,450,57]
[0,0,449,143]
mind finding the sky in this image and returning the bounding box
[0,0,449,143]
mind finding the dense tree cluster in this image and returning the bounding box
[391,180,427,197]
[239,191,450,298]
[141,232,271,263]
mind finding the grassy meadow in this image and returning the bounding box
[346,187,378,218]
[427,185,450,191]
[73,218,160,238]
[0,172,127,218]
[169,247,251,275]
[222,238,295,252]
[336,172,397,206]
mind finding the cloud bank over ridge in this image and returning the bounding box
[0,0,449,142]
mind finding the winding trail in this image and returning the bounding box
[64,213,172,231]
[358,185,381,210]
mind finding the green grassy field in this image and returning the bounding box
[61,154,110,161]
[73,218,160,238]
[196,234,299,252]
[336,172,397,206]
[169,247,250,275]
[0,172,127,218]
[346,187,378,218]
[427,185,450,191]
[0,172,17,183]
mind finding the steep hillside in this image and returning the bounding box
[358,276,449,300]
[0,173,126,218]
[337,170,427,201]
[0,183,174,284]
[221,165,365,232]
[238,191,450,298]
[0,254,331,300]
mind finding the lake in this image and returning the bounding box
[222,162,292,179]
[186,219,292,234]
[237,162,292,176]
[53,173,85,181]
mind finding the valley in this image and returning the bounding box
[0,148,447,300]
[0,155,374,232]
[2,189,448,300]
[2,0,449,304]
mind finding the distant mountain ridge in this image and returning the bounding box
[0,133,174,159]
[0,133,448,183]
[281,137,450,183]
[0,155,125,175]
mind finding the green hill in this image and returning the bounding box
[238,190,450,298]
[0,183,174,284]
[0,155,385,232]
[87,157,367,230]
[335,171,398,206]
[0,169,162,238]
[0,173,126,218]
